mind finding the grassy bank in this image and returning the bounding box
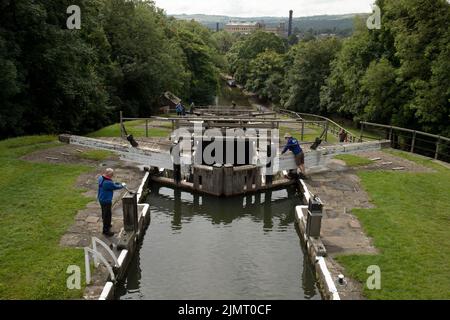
[0,136,92,299]
[336,150,450,299]
[279,124,338,144]
[88,120,171,138]
[334,154,374,167]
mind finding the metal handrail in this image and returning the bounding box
[278,108,358,143]
[360,122,450,142]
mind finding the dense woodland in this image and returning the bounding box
[0,0,449,138]
[0,0,221,137]
[226,0,450,136]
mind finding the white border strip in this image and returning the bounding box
[317,257,341,300]
[136,172,150,203]
[99,282,114,300]
[117,249,128,268]
[139,203,150,218]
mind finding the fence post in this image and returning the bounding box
[435,137,441,160]
[359,122,364,142]
[410,131,416,153]
[120,111,124,138]
[324,121,329,142]
[145,120,148,138]
[301,122,305,141]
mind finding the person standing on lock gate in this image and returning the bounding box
[281,133,307,179]
[97,168,126,237]
[339,128,348,143]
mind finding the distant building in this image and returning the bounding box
[224,21,264,34]
[265,23,287,37]
[224,21,286,37]
[317,33,337,39]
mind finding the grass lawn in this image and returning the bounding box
[0,136,92,299]
[279,125,338,144]
[343,126,382,141]
[334,154,374,167]
[79,150,113,161]
[336,150,450,299]
[88,120,171,138]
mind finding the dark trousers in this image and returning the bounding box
[100,203,112,233]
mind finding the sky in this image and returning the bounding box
[154,0,376,17]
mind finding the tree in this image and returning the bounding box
[246,50,284,103]
[227,31,286,85]
[0,34,23,136]
[102,0,189,117]
[0,0,222,138]
[383,0,450,133]
[169,20,220,105]
[360,58,399,123]
[320,0,450,135]
[211,30,235,54]
[282,37,341,114]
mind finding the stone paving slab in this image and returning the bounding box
[307,163,378,256]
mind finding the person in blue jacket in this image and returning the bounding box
[176,102,186,116]
[97,168,125,236]
[175,102,182,116]
[281,133,306,178]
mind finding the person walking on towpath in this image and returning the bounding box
[281,133,307,179]
[97,168,126,237]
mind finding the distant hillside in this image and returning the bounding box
[171,13,368,36]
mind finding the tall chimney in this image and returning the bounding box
[288,10,293,36]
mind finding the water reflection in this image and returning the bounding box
[116,184,321,300]
[151,184,299,231]
[216,80,251,107]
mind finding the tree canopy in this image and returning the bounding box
[321,0,450,135]
[226,31,286,85]
[225,0,449,136]
[0,0,220,138]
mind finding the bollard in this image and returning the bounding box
[306,195,323,238]
[212,164,224,196]
[265,142,273,187]
[173,164,181,185]
[171,142,182,185]
[122,192,138,233]
[223,164,234,196]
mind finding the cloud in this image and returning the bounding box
[154,0,375,17]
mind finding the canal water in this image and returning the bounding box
[115,184,320,300]
[215,80,252,107]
